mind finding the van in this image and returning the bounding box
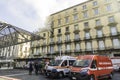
[111,57,120,71]
[70,55,113,80]
[45,56,76,78]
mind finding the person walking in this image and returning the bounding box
[34,61,39,75]
[28,61,33,75]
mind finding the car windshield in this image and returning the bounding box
[48,60,62,66]
[73,59,91,67]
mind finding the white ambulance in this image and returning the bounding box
[45,56,76,78]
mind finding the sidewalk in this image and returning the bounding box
[0,76,20,80]
[0,67,13,70]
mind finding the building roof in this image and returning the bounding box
[0,22,44,48]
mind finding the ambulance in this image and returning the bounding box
[69,55,113,80]
[45,56,76,78]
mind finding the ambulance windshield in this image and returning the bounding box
[73,59,91,67]
[49,60,62,66]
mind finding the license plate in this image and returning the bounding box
[72,77,76,80]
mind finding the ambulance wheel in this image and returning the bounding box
[89,75,95,80]
[58,72,64,78]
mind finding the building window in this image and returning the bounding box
[66,27,69,32]
[85,32,90,39]
[73,8,77,12]
[98,40,105,49]
[106,4,112,11]
[84,22,89,28]
[75,43,80,50]
[58,36,62,42]
[75,33,80,39]
[108,16,115,23]
[58,19,61,25]
[93,1,98,6]
[65,16,69,23]
[66,34,70,41]
[110,26,117,35]
[58,29,61,33]
[42,47,46,53]
[83,11,88,18]
[58,45,62,52]
[96,19,101,26]
[94,8,99,15]
[74,24,79,30]
[83,5,87,10]
[97,29,103,37]
[66,44,70,50]
[112,38,120,48]
[73,14,78,20]
[86,42,92,50]
[50,38,53,42]
[51,21,54,27]
[43,33,46,37]
[50,46,54,53]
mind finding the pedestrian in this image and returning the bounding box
[34,61,39,75]
[28,61,33,75]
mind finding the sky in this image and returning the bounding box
[0,0,87,32]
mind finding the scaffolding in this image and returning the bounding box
[0,22,44,69]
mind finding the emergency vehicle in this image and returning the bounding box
[111,57,120,71]
[45,56,76,78]
[69,55,113,80]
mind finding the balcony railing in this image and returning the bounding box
[65,50,71,54]
[94,24,103,29]
[64,39,71,43]
[74,38,81,42]
[108,21,118,26]
[73,29,80,33]
[65,31,70,35]
[84,26,91,31]
[96,34,105,38]
[50,41,55,45]
[74,49,81,53]
[84,36,92,40]
[56,40,62,44]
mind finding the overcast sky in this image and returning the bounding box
[0,0,87,32]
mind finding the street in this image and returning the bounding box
[0,69,120,80]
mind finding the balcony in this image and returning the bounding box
[83,27,91,31]
[96,34,105,39]
[74,49,81,53]
[57,33,62,36]
[94,24,103,29]
[84,36,92,40]
[65,31,70,35]
[64,39,71,43]
[49,41,55,45]
[109,32,119,37]
[56,40,62,44]
[108,21,118,26]
[41,43,47,46]
[73,29,80,33]
[74,38,81,42]
[65,50,72,54]
[98,47,105,50]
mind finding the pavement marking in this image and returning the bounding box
[3,73,28,77]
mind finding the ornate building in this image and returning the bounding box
[32,0,120,58]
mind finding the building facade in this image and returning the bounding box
[31,0,120,58]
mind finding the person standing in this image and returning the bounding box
[34,61,39,75]
[28,61,33,75]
